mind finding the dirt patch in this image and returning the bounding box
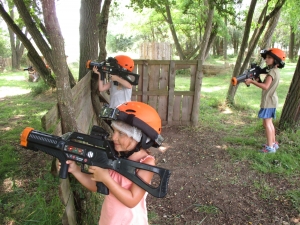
[148,125,298,225]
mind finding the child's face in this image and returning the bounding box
[265,55,274,66]
[112,127,138,152]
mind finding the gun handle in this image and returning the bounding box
[59,161,69,179]
[96,182,109,195]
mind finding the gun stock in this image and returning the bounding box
[20,127,170,198]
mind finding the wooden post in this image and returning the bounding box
[191,59,204,126]
[167,61,175,125]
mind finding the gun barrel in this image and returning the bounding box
[231,73,249,86]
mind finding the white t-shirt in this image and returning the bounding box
[109,81,132,108]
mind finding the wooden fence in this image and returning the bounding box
[131,60,220,125]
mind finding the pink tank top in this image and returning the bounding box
[98,155,154,225]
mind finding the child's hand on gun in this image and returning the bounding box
[89,166,110,182]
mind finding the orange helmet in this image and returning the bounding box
[260,48,286,68]
[100,101,163,148]
[114,55,134,72]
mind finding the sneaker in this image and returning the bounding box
[262,142,279,150]
[260,145,276,153]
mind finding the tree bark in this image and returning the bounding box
[79,0,101,80]
[289,26,295,62]
[279,55,300,130]
[98,0,112,61]
[191,1,214,126]
[42,1,79,224]
[0,2,56,87]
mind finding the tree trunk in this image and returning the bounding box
[165,3,186,60]
[42,1,79,224]
[191,1,214,126]
[226,0,257,104]
[223,14,228,60]
[279,56,300,130]
[8,7,17,70]
[98,0,112,61]
[204,24,218,60]
[14,0,76,88]
[79,0,100,80]
[0,2,56,87]
[289,26,295,62]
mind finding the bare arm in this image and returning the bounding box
[89,157,155,208]
[245,75,273,90]
[93,66,111,92]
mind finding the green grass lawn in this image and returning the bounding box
[0,61,299,224]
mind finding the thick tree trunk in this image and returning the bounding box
[191,1,214,126]
[0,3,56,87]
[79,0,100,80]
[42,1,79,224]
[98,0,111,61]
[227,0,257,104]
[279,56,300,130]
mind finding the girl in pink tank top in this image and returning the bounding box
[64,102,164,224]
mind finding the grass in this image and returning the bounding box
[0,60,300,223]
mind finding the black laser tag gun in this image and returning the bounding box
[231,63,268,87]
[20,126,170,198]
[86,57,140,86]
[23,66,34,72]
